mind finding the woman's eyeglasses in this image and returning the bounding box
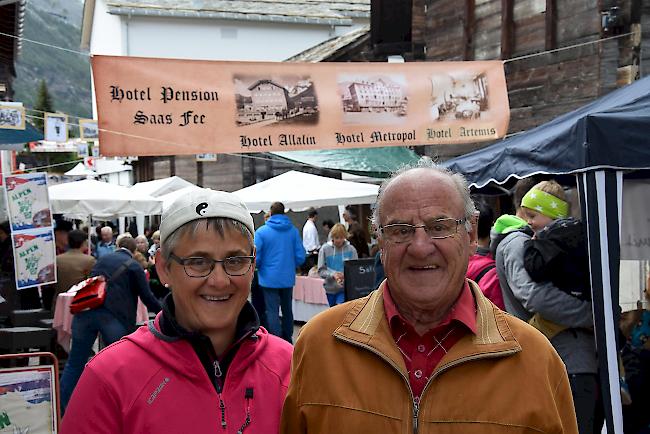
[169,253,254,278]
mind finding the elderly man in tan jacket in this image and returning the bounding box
[281,161,578,434]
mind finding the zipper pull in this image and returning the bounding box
[412,397,419,434]
[213,360,223,378]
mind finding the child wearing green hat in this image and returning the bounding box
[519,180,591,339]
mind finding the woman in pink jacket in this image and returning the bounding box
[62,188,293,434]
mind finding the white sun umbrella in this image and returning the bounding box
[49,179,163,219]
[130,176,195,197]
[233,170,379,213]
[64,162,96,177]
[158,185,203,213]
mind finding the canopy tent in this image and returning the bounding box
[158,186,202,213]
[271,146,420,178]
[233,170,379,213]
[64,162,97,177]
[49,179,163,219]
[442,76,650,434]
[443,75,650,188]
[129,176,195,197]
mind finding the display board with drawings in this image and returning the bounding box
[0,352,60,433]
[344,258,376,301]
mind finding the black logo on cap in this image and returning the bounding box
[195,202,209,216]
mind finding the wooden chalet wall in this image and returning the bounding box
[415,0,642,160]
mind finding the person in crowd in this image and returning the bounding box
[517,180,601,434]
[54,219,73,255]
[342,207,369,258]
[281,161,578,433]
[620,273,650,434]
[135,234,151,262]
[301,208,320,275]
[492,190,599,434]
[60,236,162,413]
[148,230,161,257]
[317,223,358,307]
[254,202,305,343]
[466,199,504,309]
[321,219,334,239]
[42,230,95,313]
[0,221,13,275]
[94,226,116,259]
[61,188,293,433]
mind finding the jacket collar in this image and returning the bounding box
[333,280,521,377]
[158,293,260,344]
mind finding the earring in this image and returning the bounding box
[164,283,170,288]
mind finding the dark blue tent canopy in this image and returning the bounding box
[0,122,43,150]
[442,76,650,434]
[443,75,650,188]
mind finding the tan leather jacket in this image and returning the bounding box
[281,281,578,434]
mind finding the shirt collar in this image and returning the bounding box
[383,280,477,335]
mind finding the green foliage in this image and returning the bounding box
[32,80,54,131]
[13,2,91,125]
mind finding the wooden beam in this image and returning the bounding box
[500,0,514,59]
[545,0,556,50]
[464,0,475,60]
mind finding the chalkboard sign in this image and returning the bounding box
[344,258,376,301]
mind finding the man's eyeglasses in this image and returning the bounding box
[379,218,467,244]
[169,253,254,278]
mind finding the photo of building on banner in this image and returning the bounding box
[0,365,58,433]
[91,56,510,156]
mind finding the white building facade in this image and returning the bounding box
[81,0,370,191]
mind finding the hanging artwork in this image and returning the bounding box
[44,113,68,142]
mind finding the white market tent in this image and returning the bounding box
[233,170,379,213]
[158,185,203,213]
[63,162,96,177]
[129,176,195,197]
[49,179,163,219]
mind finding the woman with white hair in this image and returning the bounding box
[62,189,293,433]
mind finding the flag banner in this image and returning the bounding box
[91,55,510,156]
[12,228,57,289]
[44,113,68,142]
[0,104,25,130]
[79,119,98,141]
[4,173,53,232]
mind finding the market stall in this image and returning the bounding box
[443,75,650,434]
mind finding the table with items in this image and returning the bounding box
[292,276,329,322]
[53,292,149,352]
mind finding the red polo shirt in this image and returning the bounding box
[383,281,477,399]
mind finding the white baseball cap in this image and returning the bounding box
[159,188,254,244]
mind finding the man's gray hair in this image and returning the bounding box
[160,217,254,262]
[371,158,476,234]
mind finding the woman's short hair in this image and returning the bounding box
[330,223,348,239]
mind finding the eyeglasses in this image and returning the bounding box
[379,218,467,244]
[169,253,254,278]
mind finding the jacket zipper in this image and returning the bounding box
[335,335,420,434]
[336,335,520,434]
[213,360,227,429]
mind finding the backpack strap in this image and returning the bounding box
[475,264,496,283]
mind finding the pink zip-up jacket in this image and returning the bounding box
[61,315,293,434]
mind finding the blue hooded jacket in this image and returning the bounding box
[254,214,305,288]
